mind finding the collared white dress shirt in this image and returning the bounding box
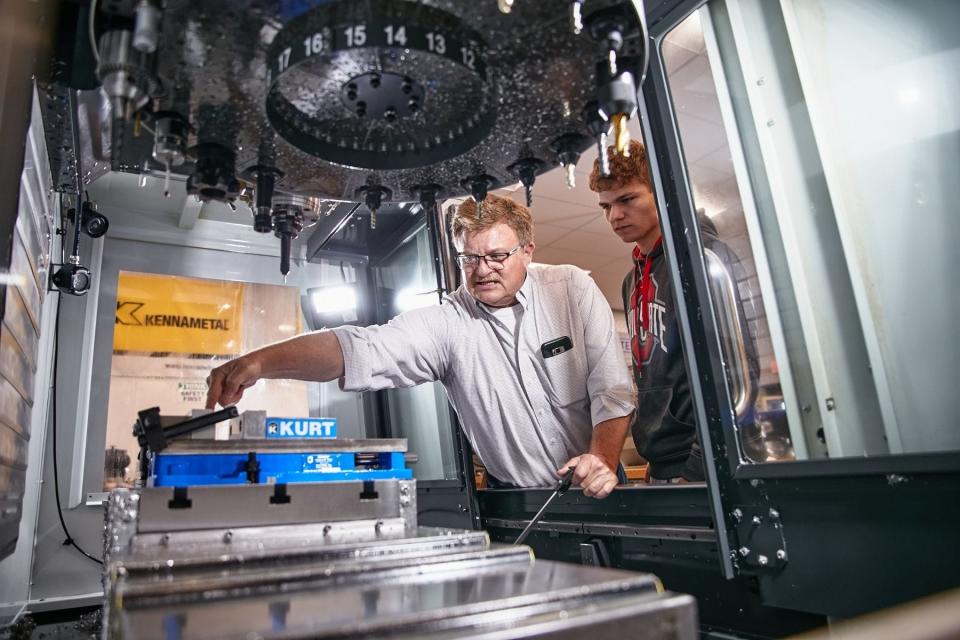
[332,263,635,487]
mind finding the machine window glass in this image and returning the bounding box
[374,225,459,482]
[663,10,797,464]
[103,271,311,490]
[663,1,960,461]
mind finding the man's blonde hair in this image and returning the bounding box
[588,139,651,192]
[450,193,535,246]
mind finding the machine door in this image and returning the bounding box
[641,0,960,617]
[367,204,478,530]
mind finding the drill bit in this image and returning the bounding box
[570,0,584,35]
[612,113,631,157]
[596,130,611,177]
[565,163,576,189]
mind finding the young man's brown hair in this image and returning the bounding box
[588,139,651,193]
[450,193,535,246]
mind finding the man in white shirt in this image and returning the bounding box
[206,194,635,498]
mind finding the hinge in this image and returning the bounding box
[730,505,788,570]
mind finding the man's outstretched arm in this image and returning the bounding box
[206,330,344,409]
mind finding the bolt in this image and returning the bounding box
[750,479,761,487]
[766,120,775,127]
[370,73,381,88]
[768,508,780,520]
[732,508,743,522]
[776,549,787,560]
[825,397,836,411]
[323,524,332,535]
[408,99,420,113]
[356,101,367,117]
[160,533,170,546]
[738,546,750,557]
[758,554,769,566]
[751,516,762,527]
[757,77,765,86]
[384,107,397,122]
[375,520,383,532]
[222,530,233,543]
[402,78,413,94]
[347,88,357,100]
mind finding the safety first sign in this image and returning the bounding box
[113,272,243,355]
[266,418,338,439]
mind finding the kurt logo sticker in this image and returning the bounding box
[266,418,337,439]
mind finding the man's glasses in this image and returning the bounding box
[456,245,523,269]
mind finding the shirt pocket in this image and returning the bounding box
[541,347,589,407]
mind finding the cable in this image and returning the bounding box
[51,285,103,565]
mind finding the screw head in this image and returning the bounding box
[732,508,743,522]
[222,530,233,543]
[758,554,769,566]
[738,546,750,557]
[751,515,762,527]
[768,508,780,520]
[776,549,787,560]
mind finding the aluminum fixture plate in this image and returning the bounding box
[109,559,679,640]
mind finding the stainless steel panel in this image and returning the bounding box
[400,592,698,640]
[115,545,532,607]
[163,437,408,453]
[110,559,667,640]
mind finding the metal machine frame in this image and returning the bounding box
[473,1,960,636]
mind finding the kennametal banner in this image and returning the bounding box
[113,272,244,356]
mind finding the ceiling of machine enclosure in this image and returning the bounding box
[138,0,644,202]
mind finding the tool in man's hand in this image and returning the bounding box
[513,467,576,545]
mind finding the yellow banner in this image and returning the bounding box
[113,272,243,355]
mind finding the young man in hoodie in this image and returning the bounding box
[588,140,754,483]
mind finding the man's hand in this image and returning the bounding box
[557,453,618,499]
[206,355,262,409]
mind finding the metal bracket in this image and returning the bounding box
[580,538,611,568]
[731,505,788,570]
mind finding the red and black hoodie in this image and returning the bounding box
[620,218,755,481]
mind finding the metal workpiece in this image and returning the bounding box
[108,557,687,640]
[101,478,694,639]
[130,479,416,533]
[113,541,527,608]
[113,522,485,573]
